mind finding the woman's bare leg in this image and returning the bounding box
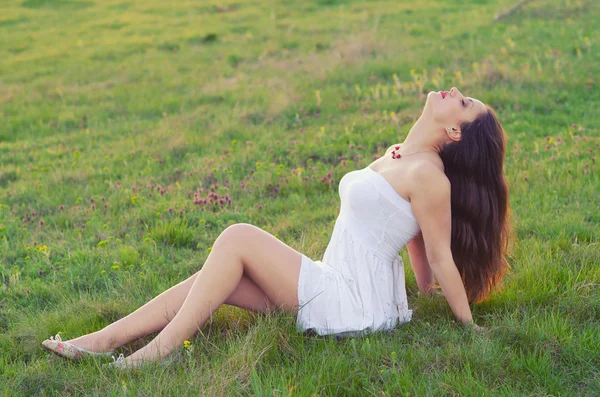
[64,271,277,352]
[121,224,301,366]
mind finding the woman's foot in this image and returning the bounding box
[63,331,114,353]
[42,331,116,360]
[103,350,183,370]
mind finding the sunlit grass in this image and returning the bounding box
[1,0,599,394]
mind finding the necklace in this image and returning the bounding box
[391,145,437,159]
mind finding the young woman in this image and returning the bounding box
[42,87,511,368]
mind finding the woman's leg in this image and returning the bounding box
[65,272,277,352]
[122,223,302,366]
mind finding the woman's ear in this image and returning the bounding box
[446,127,461,142]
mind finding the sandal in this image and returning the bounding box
[42,334,114,360]
[102,351,183,370]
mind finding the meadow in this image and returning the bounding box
[1,0,599,395]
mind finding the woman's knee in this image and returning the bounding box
[214,223,254,253]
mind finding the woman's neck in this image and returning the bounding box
[401,116,446,154]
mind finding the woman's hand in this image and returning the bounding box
[465,323,489,334]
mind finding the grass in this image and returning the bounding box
[1,0,599,395]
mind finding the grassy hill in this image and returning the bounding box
[1,0,599,395]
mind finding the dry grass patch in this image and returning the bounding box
[253,32,382,80]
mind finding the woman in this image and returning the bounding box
[42,87,511,369]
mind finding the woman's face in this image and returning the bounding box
[425,87,487,128]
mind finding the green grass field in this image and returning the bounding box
[1,0,599,395]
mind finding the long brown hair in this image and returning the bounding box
[438,105,513,303]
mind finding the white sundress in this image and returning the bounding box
[296,166,421,337]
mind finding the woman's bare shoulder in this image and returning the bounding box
[410,158,445,176]
[406,159,449,201]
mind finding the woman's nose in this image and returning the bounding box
[450,87,462,97]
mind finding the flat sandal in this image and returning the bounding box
[42,334,114,360]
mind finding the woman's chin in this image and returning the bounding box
[426,91,438,101]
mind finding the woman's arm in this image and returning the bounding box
[408,164,474,326]
[406,232,435,296]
